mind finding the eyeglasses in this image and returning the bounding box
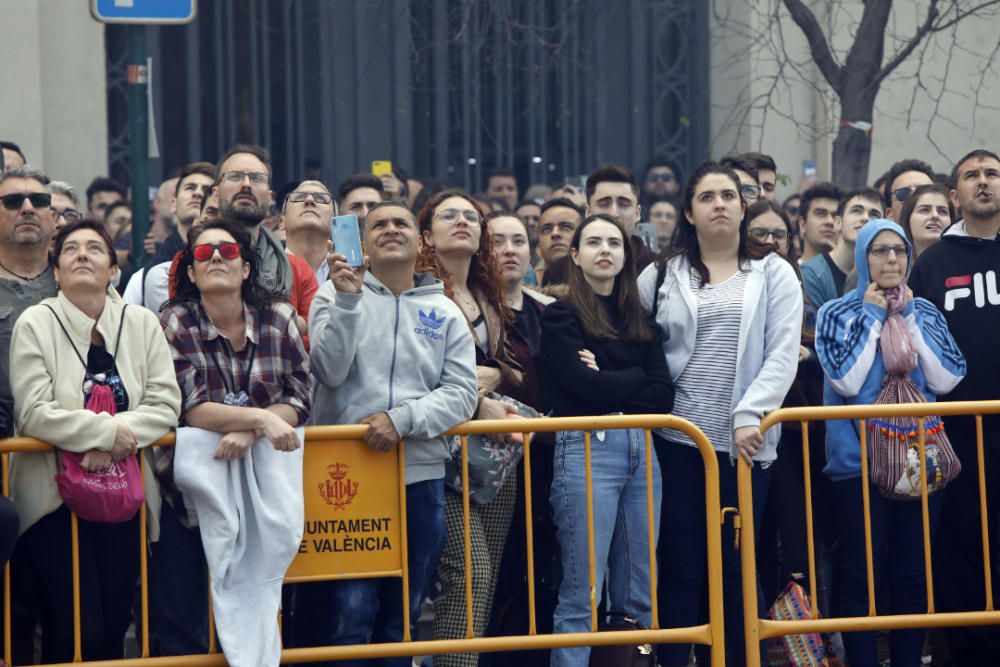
[192,242,242,262]
[748,227,789,242]
[648,173,675,183]
[740,184,761,200]
[1,192,51,210]
[287,191,332,204]
[784,205,799,217]
[52,207,82,221]
[434,208,481,225]
[868,244,908,258]
[220,171,269,186]
[893,187,917,203]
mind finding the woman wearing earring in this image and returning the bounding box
[416,190,524,666]
[541,213,673,667]
[9,220,181,662]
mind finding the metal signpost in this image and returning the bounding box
[90,0,198,268]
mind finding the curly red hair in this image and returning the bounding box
[415,188,512,326]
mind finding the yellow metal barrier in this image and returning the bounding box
[1,414,726,665]
[738,400,1000,667]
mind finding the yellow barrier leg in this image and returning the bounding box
[800,423,819,618]
[976,416,994,611]
[523,433,537,636]
[3,452,10,667]
[644,430,659,630]
[399,440,411,642]
[858,419,877,617]
[738,459,761,667]
[461,435,474,639]
[139,451,150,657]
[917,418,935,613]
[71,511,82,662]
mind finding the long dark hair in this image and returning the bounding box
[166,219,272,309]
[565,214,652,342]
[672,161,771,286]
[415,188,512,325]
[898,183,955,247]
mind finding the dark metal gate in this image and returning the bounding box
[106,0,708,193]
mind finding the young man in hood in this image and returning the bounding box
[296,200,478,665]
[909,148,1000,665]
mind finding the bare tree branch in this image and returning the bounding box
[872,0,940,88]
[782,0,844,93]
[931,0,1000,33]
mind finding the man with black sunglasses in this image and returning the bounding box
[0,165,57,453]
[0,164,57,362]
[882,158,935,221]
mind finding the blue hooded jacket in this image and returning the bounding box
[815,220,966,481]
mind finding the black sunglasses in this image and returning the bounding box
[0,192,52,210]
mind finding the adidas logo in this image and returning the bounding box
[418,309,446,329]
[415,309,446,340]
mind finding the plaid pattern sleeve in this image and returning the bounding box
[155,301,313,525]
[249,301,313,425]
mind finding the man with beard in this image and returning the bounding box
[0,165,58,427]
[213,145,292,296]
[0,166,58,652]
[909,148,1000,666]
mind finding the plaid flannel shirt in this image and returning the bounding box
[157,299,312,525]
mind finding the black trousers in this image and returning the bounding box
[13,504,139,663]
[934,425,1000,666]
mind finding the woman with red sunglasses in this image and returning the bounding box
[158,219,312,666]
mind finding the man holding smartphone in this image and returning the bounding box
[297,200,478,665]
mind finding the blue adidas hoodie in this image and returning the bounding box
[815,220,966,482]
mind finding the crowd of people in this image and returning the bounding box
[0,137,999,667]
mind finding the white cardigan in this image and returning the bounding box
[9,291,181,536]
[638,253,803,461]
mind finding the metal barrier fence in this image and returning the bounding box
[738,400,1000,667]
[1,414,726,666]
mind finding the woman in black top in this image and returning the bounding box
[540,214,673,667]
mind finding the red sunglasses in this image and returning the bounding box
[192,242,241,262]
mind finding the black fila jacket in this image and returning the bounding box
[909,221,1000,428]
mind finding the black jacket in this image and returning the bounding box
[539,296,673,417]
[909,225,1000,430]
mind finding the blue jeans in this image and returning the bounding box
[833,476,942,667]
[549,428,661,667]
[291,478,447,667]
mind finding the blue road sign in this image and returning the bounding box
[91,0,197,24]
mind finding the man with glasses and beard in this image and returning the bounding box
[212,144,316,320]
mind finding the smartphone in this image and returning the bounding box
[332,214,363,267]
[802,160,817,178]
[372,160,393,177]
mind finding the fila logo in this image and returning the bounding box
[944,271,1000,311]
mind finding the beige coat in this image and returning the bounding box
[10,291,181,537]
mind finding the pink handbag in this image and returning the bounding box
[46,305,145,523]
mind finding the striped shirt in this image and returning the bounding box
[664,269,748,452]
